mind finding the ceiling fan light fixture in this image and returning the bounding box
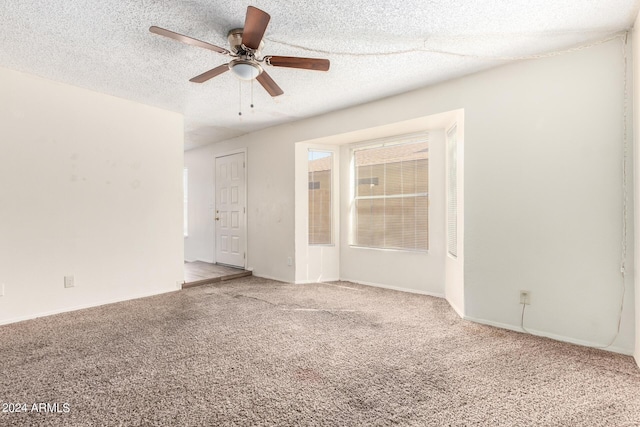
[229,59,263,81]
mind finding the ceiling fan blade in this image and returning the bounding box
[256,71,284,97]
[150,26,230,55]
[189,64,230,83]
[242,6,270,50]
[266,56,330,71]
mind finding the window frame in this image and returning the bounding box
[447,124,458,258]
[349,132,429,252]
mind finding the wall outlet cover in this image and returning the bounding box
[64,276,75,288]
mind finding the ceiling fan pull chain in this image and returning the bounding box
[251,79,254,110]
[238,80,243,117]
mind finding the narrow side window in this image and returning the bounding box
[308,151,333,245]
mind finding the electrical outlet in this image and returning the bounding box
[0,283,4,296]
[64,276,75,288]
[520,290,531,305]
[287,257,292,266]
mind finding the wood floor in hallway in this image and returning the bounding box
[183,261,251,288]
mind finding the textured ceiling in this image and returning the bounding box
[1,1,638,150]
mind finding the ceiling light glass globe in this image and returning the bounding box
[230,61,262,80]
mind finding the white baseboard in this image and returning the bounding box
[251,273,289,283]
[294,278,340,285]
[184,258,215,264]
[446,298,465,318]
[339,277,445,298]
[464,315,633,356]
[0,288,178,327]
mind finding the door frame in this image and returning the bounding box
[214,148,248,269]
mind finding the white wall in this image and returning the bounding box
[633,16,640,365]
[461,38,634,354]
[0,67,184,324]
[186,36,634,353]
[184,148,216,263]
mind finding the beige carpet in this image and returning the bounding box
[1,276,639,426]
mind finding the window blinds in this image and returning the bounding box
[308,151,333,245]
[353,134,429,251]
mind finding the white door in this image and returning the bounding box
[215,152,246,268]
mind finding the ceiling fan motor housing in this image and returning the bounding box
[228,28,264,55]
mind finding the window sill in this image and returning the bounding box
[348,244,429,254]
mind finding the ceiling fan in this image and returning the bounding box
[150,6,330,97]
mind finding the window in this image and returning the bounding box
[183,168,188,237]
[447,125,458,258]
[352,134,429,251]
[308,151,333,245]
